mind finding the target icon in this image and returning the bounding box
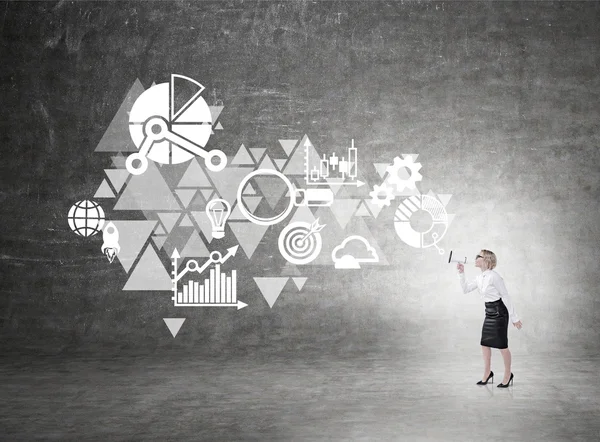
[278,220,325,265]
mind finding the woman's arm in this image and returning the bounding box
[493,273,520,323]
[458,272,477,294]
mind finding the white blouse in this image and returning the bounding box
[458,269,520,324]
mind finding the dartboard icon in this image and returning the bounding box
[278,221,324,265]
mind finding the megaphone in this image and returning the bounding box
[448,250,467,264]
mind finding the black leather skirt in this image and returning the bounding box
[480,299,509,349]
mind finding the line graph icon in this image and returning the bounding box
[171,245,247,309]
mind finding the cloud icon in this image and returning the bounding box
[331,235,379,269]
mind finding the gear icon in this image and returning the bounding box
[386,155,423,192]
[369,183,395,207]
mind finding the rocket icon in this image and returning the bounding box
[101,222,120,263]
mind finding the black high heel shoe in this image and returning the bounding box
[497,373,514,388]
[476,371,494,385]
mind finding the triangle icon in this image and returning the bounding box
[152,235,167,250]
[287,205,317,224]
[180,230,210,258]
[292,277,308,291]
[113,162,180,211]
[209,105,224,121]
[278,139,298,156]
[253,277,288,308]
[188,191,207,210]
[258,154,278,171]
[329,199,362,229]
[242,182,257,195]
[374,163,390,178]
[179,214,194,227]
[94,79,145,152]
[325,178,344,196]
[159,162,190,189]
[242,196,262,213]
[364,199,385,218]
[177,158,213,187]
[249,148,266,163]
[105,169,130,193]
[229,223,268,258]
[215,121,223,130]
[111,220,158,273]
[228,203,248,221]
[253,175,288,210]
[438,194,452,207]
[157,212,181,234]
[175,189,197,208]
[274,159,287,171]
[231,144,255,166]
[163,318,186,337]
[94,179,115,198]
[122,245,173,291]
[354,201,372,217]
[282,134,318,176]
[200,189,214,200]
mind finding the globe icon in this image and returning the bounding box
[68,200,105,237]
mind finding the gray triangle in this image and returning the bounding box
[229,222,268,258]
[152,235,167,250]
[231,144,255,165]
[329,199,362,229]
[113,162,180,211]
[154,223,166,235]
[190,211,215,242]
[292,277,308,291]
[111,220,158,273]
[179,214,194,228]
[354,202,372,217]
[209,105,224,121]
[254,277,288,308]
[280,262,302,276]
[175,189,197,208]
[242,196,262,213]
[157,212,181,233]
[438,194,452,207]
[258,154,278,171]
[228,203,247,221]
[177,158,213,187]
[111,153,127,168]
[215,121,223,130]
[242,182,257,195]
[180,230,210,258]
[278,139,298,156]
[94,79,145,152]
[374,163,389,178]
[105,169,130,193]
[163,318,186,337]
[94,179,115,198]
[253,175,288,210]
[200,189,214,200]
[274,159,286,171]
[249,148,266,163]
[122,245,172,291]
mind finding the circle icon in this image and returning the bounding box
[278,222,323,265]
[68,200,105,237]
[393,195,448,253]
[236,169,295,226]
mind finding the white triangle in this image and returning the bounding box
[438,194,452,207]
[274,159,287,171]
[231,144,255,166]
[254,277,288,308]
[215,121,223,130]
[278,139,298,156]
[94,179,115,198]
[163,318,186,337]
[373,163,390,178]
[250,148,266,163]
[292,277,307,291]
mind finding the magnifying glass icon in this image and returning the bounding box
[126,116,227,175]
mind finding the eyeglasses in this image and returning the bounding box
[475,255,484,260]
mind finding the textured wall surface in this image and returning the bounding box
[1,1,599,358]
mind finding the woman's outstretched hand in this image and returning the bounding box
[513,320,523,330]
[456,263,464,273]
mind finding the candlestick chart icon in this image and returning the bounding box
[171,245,247,309]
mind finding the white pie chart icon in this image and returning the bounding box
[127,74,225,174]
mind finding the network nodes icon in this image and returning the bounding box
[68,200,105,237]
[126,74,227,175]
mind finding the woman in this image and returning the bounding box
[457,250,523,388]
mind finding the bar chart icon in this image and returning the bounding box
[171,246,247,309]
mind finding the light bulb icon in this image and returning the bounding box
[206,198,231,239]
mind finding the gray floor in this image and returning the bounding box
[2,351,598,441]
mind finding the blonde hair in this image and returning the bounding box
[480,249,497,270]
